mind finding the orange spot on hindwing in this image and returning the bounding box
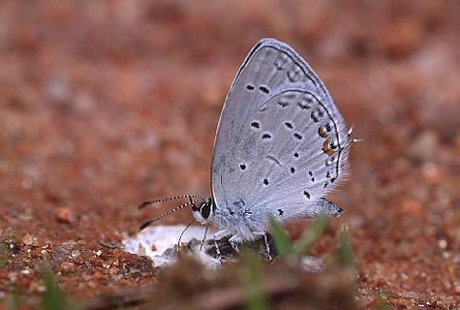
[322,138,335,156]
[318,127,328,138]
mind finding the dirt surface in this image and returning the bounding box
[0,1,459,309]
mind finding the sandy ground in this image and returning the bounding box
[0,1,459,309]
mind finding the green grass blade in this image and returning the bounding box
[0,240,7,269]
[41,266,67,310]
[335,225,354,268]
[5,291,22,310]
[376,294,392,310]
[294,216,327,256]
[241,250,269,310]
[40,265,82,310]
[269,216,294,257]
[333,225,357,293]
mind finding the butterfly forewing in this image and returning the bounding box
[211,39,349,223]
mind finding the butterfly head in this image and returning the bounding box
[191,197,215,224]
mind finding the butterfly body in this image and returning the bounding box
[192,197,343,244]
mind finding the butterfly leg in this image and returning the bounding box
[212,229,232,266]
[200,226,209,251]
[228,234,243,253]
[253,232,273,261]
[212,237,223,266]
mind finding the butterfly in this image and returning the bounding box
[139,38,356,258]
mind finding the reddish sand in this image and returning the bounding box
[0,1,458,309]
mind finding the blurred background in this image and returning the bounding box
[0,0,458,307]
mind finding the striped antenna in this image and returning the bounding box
[138,195,202,210]
[139,201,193,231]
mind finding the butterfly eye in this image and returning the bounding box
[200,200,212,219]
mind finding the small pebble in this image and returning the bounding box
[438,239,447,249]
[401,199,422,217]
[408,130,439,161]
[37,285,46,293]
[59,261,76,272]
[22,234,38,247]
[55,207,75,223]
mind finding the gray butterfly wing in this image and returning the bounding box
[211,38,349,224]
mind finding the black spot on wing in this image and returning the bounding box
[250,121,260,129]
[261,133,272,140]
[259,86,269,94]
